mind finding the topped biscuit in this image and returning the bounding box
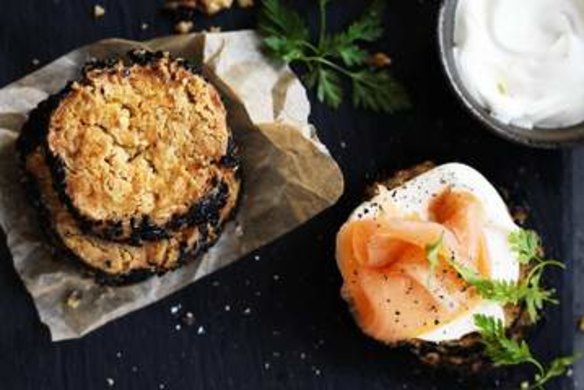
[38,50,236,243]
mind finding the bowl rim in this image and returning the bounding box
[437,0,584,148]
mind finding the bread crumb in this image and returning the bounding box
[32,58,40,66]
[165,0,233,14]
[199,0,233,15]
[368,52,392,68]
[106,378,115,387]
[175,20,194,34]
[578,316,584,332]
[65,290,82,309]
[94,4,106,18]
[170,304,182,314]
[237,0,254,7]
[182,312,196,326]
[141,22,149,30]
[165,0,197,11]
[208,26,222,33]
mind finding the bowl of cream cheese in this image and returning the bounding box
[438,0,584,147]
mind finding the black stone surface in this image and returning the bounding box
[0,1,581,389]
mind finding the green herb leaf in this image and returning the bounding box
[316,67,343,109]
[509,229,541,264]
[353,70,411,113]
[475,314,578,390]
[340,0,385,43]
[264,36,306,63]
[258,0,410,113]
[474,314,535,367]
[424,233,444,285]
[321,0,385,67]
[259,0,309,41]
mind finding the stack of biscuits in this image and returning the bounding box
[17,50,241,285]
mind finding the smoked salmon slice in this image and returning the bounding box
[336,188,490,344]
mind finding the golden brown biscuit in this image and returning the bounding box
[16,50,241,284]
[37,51,237,244]
[21,145,239,284]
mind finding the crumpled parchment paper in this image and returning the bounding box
[0,31,344,341]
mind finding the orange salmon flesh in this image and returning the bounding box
[336,188,491,344]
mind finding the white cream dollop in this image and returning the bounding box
[350,163,520,342]
[453,0,584,129]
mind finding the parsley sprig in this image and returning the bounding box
[258,0,411,112]
[474,315,576,390]
[426,229,563,323]
[424,229,575,389]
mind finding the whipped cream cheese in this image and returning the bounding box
[453,0,584,129]
[350,163,520,342]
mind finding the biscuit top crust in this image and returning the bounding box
[46,54,229,223]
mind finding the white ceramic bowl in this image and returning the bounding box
[438,0,584,148]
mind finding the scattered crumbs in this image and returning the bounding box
[32,58,40,66]
[224,305,231,312]
[197,325,206,335]
[272,274,280,281]
[212,280,220,287]
[131,366,138,373]
[237,0,254,8]
[300,352,306,360]
[175,324,182,331]
[339,141,347,149]
[520,381,529,390]
[567,368,574,377]
[106,378,115,387]
[254,291,262,297]
[182,312,195,326]
[141,22,149,30]
[208,26,222,33]
[578,316,584,332]
[158,384,166,390]
[65,290,82,309]
[170,304,182,315]
[512,206,529,225]
[243,307,252,315]
[264,362,270,370]
[93,4,106,18]
[312,366,321,376]
[367,52,392,68]
[115,351,122,359]
[253,255,261,261]
[175,20,194,35]
[272,351,281,358]
[235,223,244,237]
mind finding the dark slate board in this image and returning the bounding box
[0,1,581,389]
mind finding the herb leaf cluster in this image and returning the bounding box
[259,0,411,112]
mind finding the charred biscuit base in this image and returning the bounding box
[36,50,236,243]
[20,145,240,285]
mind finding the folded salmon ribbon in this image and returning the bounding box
[336,188,492,343]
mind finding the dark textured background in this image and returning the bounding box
[0,1,582,389]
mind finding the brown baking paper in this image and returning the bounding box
[0,31,344,341]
